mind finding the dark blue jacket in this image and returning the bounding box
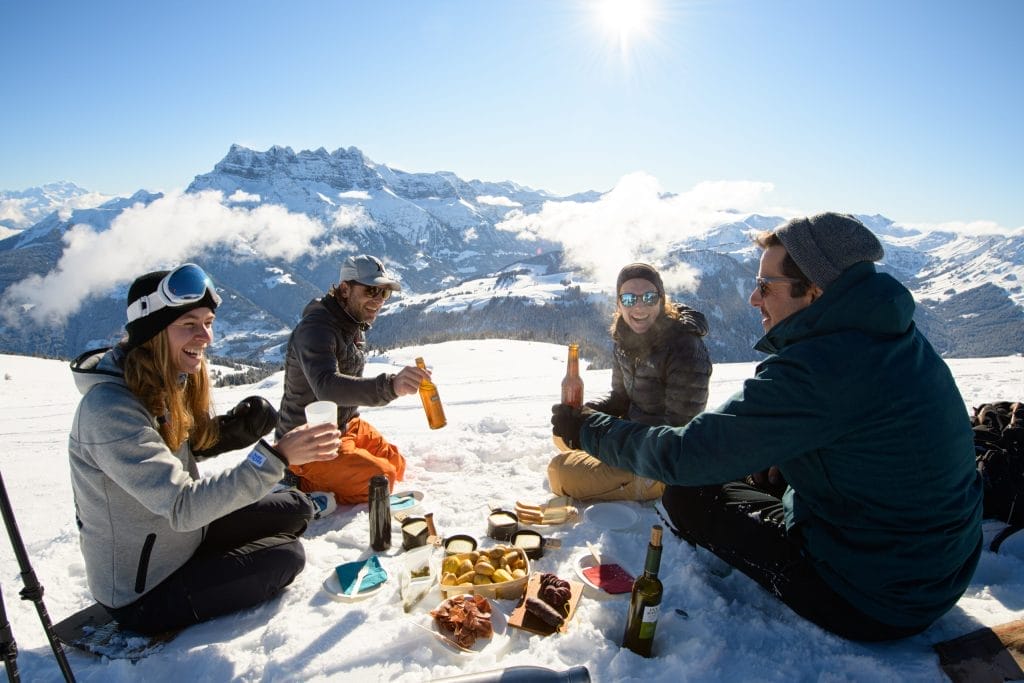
[582,262,983,628]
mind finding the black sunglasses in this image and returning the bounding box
[755,276,803,297]
[618,291,660,307]
[359,284,392,300]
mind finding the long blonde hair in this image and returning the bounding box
[123,331,217,452]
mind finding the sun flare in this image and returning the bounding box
[594,0,655,51]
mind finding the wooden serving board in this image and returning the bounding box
[934,619,1024,683]
[508,572,584,636]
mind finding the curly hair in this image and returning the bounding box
[122,331,218,452]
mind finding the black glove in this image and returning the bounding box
[551,404,594,450]
[193,396,279,460]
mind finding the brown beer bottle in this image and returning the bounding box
[622,524,664,657]
[415,357,447,429]
[553,343,584,451]
[561,343,584,407]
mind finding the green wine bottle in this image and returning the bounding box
[622,524,663,657]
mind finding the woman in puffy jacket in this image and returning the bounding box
[547,262,712,501]
[69,263,340,635]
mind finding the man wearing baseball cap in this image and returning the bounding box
[277,254,431,505]
[552,212,982,641]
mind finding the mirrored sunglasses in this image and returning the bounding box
[126,263,221,323]
[618,291,660,307]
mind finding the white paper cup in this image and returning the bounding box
[304,400,338,427]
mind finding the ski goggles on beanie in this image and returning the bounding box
[126,264,221,323]
[124,264,222,350]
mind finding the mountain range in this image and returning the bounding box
[1,144,1021,366]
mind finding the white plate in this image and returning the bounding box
[322,567,389,602]
[573,552,632,596]
[390,490,424,517]
[427,597,510,657]
[584,502,640,530]
[574,552,601,590]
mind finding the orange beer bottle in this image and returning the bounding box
[415,357,447,429]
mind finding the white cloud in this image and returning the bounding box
[0,198,27,224]
[476,195,521,207]
[497,172,777,291]
[2,190,327,326]
[228,190,261,203]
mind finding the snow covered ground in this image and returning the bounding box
[1,341,1022,682]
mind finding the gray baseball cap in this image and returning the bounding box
[339,254,401,291]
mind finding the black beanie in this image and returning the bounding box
[775,213,884,290]
[124,270,220,350]
[616,262,664,294]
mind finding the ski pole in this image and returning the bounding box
[0,470,75,682]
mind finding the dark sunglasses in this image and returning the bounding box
[618,291,660,307]
[755,276,803,297]
[360,284,392,300]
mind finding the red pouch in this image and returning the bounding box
[582,563,634,594]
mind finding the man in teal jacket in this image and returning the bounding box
[552,212,983,640]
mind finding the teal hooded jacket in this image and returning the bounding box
[581,262,983,628]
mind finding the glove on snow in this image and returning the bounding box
[194,396,279,459]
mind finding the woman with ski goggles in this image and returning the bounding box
[125,263,223,324]
[69,263,340,636]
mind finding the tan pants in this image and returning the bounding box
[547,449,665,502]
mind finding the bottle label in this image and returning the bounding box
[638,605,660,639]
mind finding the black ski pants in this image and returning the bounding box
[108,489,314,636]
[659,481,928,641]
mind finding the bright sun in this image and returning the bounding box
[594,0,655,51]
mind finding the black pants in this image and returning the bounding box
[659,482,927,642]
[109,489,314,636]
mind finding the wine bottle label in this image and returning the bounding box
[638,604,660,639]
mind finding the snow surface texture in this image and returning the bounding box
[1,341,1022,682]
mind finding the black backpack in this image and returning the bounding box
[971,401,1024,551]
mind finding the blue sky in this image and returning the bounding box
[2,0,1021,228]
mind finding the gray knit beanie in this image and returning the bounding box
[775,213,884,290]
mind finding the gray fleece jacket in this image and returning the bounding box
[68,347,287,608]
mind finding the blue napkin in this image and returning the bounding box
[335,555,387,594]
[389,493,418,511]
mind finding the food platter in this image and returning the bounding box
[583,502,640,531]
[508,572,584,635]
[574,552,634,595]
[322,558,389,602]
[427,596,510,657]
